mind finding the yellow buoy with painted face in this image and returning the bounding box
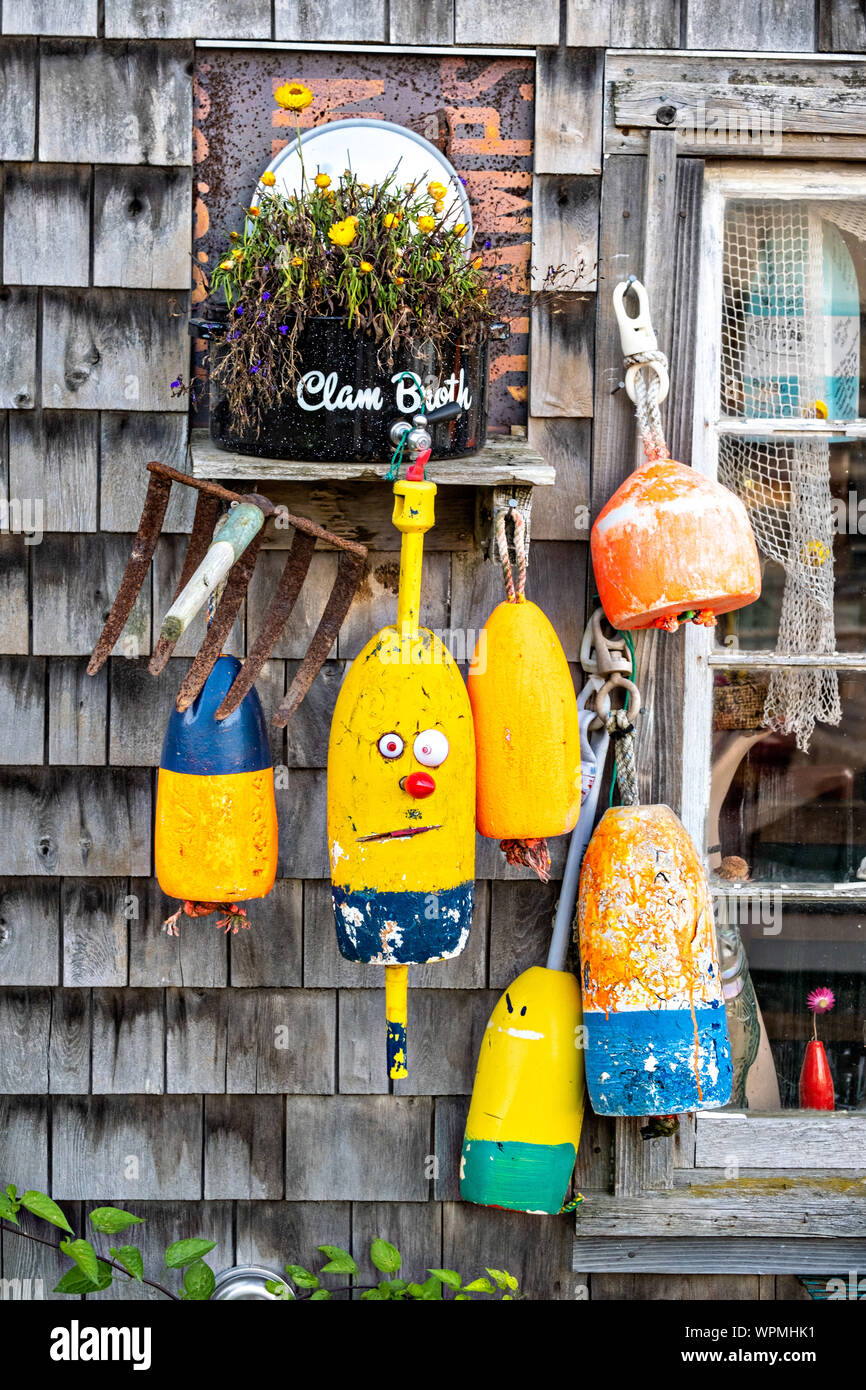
[327,479,475,1078]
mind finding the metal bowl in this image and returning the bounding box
[211,1264,294,1300]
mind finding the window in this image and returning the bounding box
[689,165,866,1120]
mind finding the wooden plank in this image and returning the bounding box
[686,0,815,51]
[284,661,344,768]
[337,991,387,1094]
[0,988,50,1092]
[262,482,476,553]
[246,549,336,661]
[534,48,604,177]
[338,551,449,658]
[3,164,90,287]
[529,297,594,417]
[109,656,183,766]
[351,1202,443,1287]
[229,878,303,987]
[0,657,45,764]
[91,988,165,1094]
[614,82,866,136]
[574,1186,866,1239]
[574,1108,614,1192]
[42,290,188,413]
[819,0,866,50]
[191,430,556,486]
[100,412,193,534]
[0,288,37,409]
[10,410,98,532]
[276,768,329,878]
[235,1200,352,1290]
[51,1096,203,1200]
[165,987,229,1093]
[39,41,192,165]
[4,1,98,34]
[47,988,91,1094]
[574,1236,866,1275]
[591,1272,761,1300]
[433,1095,469,1200]
[204,1096,284,1200]
[274,0,386,41]
[531,177,599,294]
[0,536,29,655]
[390,0,454,44]
[284,1096,432,1201]
[1,771,150,877]
[696,1113,866,1169]
[105,0,271,38]
[33,534,151,657]
[489,878,557,985]
[94,167,192,290]
[393,989,500,1096]
[128,877,228,988]
[412,877,489,988]
[443,1201,575,1300]
[614,1118,675,1194]
[565,1,612,46]
[455,3,558,43]
[226,989,336,1094]
[0,1097,48,1192]
[0,39,36,160]
[49,657,108,765]
[62,878,129,985]
[527,424,590,540]
[609,0,681,45]
[0,878,60,986]
[93,1200,233,1302]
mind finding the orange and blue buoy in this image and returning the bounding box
[155,654,278,905]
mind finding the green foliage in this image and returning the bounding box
[317,1245,358,1276]
[281,1241,519,1301]
[110,1245,144,1283]
[90,1206,144,1235]
[182,1260,216,1301]
[20,1190,73,1233]
[369,1239,401,1274]
[60,1238,100,1285]
[164,1238,217,1270]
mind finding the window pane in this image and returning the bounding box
[717,899,866,1112]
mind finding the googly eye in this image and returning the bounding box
[377,732,404,760]
[413,728,449,767]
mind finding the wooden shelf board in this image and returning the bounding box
[189,429,555,486]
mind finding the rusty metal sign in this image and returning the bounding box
[192,48,533,432]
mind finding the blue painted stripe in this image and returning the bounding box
[160,655,272,776]
[584,1002,733,1116]
[460,1138,575,1215]
[332,882,473,965]
[386,1019,407,1077]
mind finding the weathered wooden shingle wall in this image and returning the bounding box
[0,0,858,1302]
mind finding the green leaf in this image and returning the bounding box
[486,1267,519,1292]
[376,1281,393,1299]
[89,1206,144,1236]
[20,1191,73,1234]
[309,1288,332,1300]
[427,1267,461,1291]
[418,1275,443,1301]
[360,1288,385,1300]
[183,1260,216,1301]
[265,1279,294,1301]
[387,1278,408,1293]
[406,1282,425,1299]
[455,1293,471,1300]
[285,1264,319,1289]
[369,1238,401,1274]
[0,1191,19,1224]
[165,1238,216,1269]
[462,1277,495,1294]
[317,1245,358,1276]
[60,1238,100,1285]
[110,1245,144,1283]
[54,1260,113,1295]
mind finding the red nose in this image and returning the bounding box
[403,771,435,798]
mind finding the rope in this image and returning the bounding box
[495,505,527,602]
[607,708,638,807]
[625,348,669,462]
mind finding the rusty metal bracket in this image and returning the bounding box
[87,461,367,724]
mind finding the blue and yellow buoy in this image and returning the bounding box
[155,653,278,905]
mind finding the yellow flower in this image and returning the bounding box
[291,256,304,267]
[360,182,370,190]
[359,261,373,273]
[454,223,468,236]
[328,218,357,247]
[230,231,240,241]
[480,288,488,296]
[315,172,331,188]
[231,248,244,260]
[472,256,483,269]
[430,251,442,261]
[394,276,405,285]
[434,200,445,215]
[383,212,402,228]
[275,81,313,111]
[428,181,448,200]
[324,189,336,200]
[417,215,436,233]
[260,170,276,187]
[247,206,260,218]
[219,259,234,270]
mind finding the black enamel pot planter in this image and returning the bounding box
[192,314,499,463]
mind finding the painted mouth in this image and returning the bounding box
[356,825,442,843]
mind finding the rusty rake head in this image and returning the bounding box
[87,463,367,727]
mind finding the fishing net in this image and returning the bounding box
[718,199,864,750]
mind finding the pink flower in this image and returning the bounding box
[807,987,835,1014]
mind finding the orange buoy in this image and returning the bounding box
[591,457,762,631]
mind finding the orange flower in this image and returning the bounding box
[275,81,313,111]
[394,275,405,285]
[260,171,276,187]
[291,256,303,267]
[359,261,373,273]
[247,206,260,218]
[472,256,483,269]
